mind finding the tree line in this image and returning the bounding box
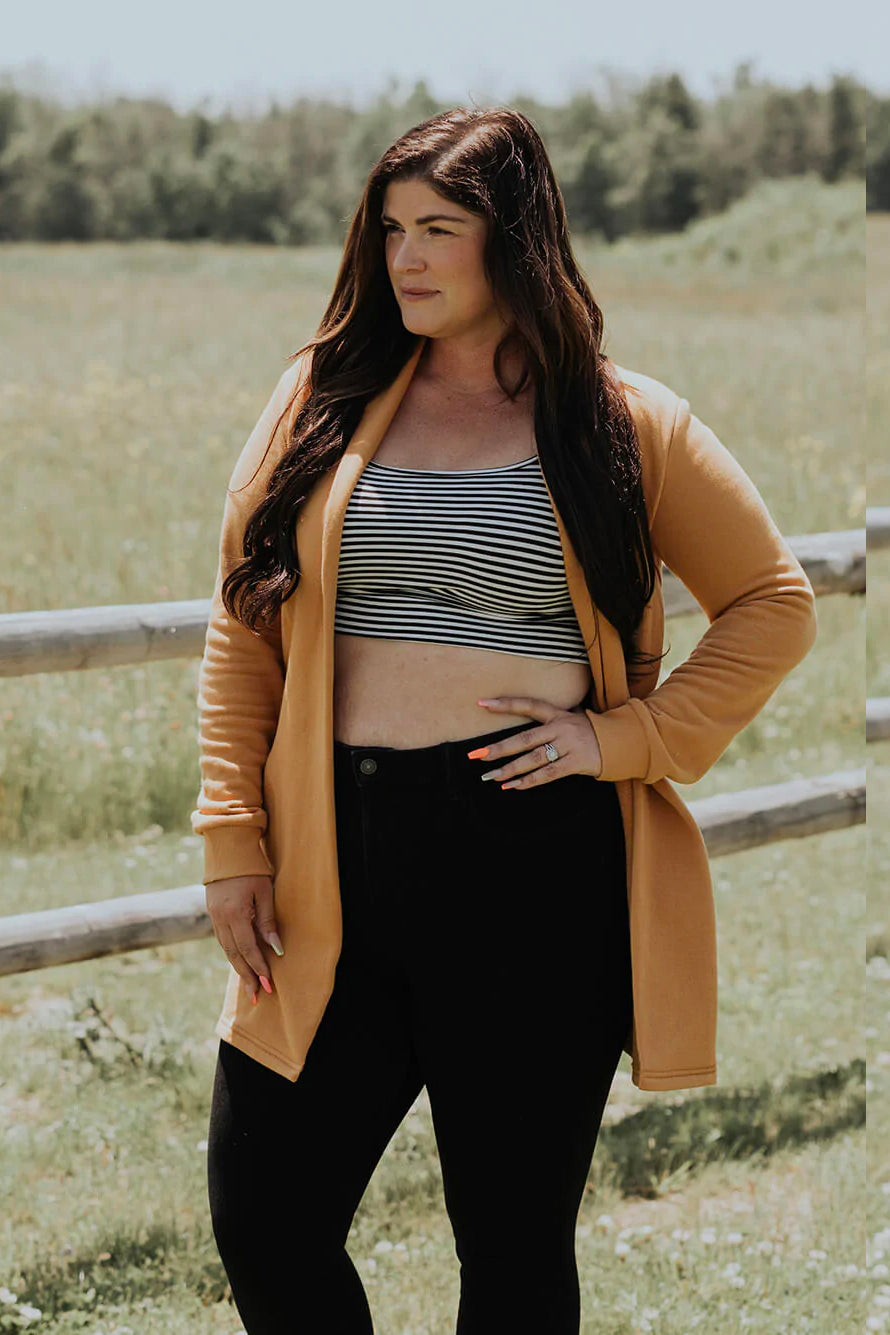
[0,63,875,245]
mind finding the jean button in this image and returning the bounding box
[359,757,377,775]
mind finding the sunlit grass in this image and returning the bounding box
[865,204,890,1334]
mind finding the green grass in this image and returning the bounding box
[0,180,869,1332]
[605,175,864,290]
[865,203,889,1333]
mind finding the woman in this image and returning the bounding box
[194,108,817,1333]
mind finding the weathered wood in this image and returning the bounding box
[0,600,209,677]
[0,886,210,976]
[868,698,890,742]
[693,766,864,858]
[0,529,865,676]
[867,507,890,551]
[0,768,865,976]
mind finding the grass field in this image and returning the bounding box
[0,177,869,1333]
[866,210,890,1334]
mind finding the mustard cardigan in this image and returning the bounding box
[191,336,817,1092]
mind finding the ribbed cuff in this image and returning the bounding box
[201,825,275,885]
[584,701,651,782]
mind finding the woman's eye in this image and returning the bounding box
[383,224,449,236]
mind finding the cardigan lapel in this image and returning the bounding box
[318,338,427,622]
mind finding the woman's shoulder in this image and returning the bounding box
[227,350,313,496]
[608,361,684,432]
[276,348,314,430]
[606,361,686,520]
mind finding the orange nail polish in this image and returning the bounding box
[251,991,258,1005]
[467,747,489,759]
[259,975,273,994]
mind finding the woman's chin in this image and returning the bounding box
[402,312,444,333]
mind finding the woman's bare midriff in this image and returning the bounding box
[331,357,593,748]
[333,634,593,747]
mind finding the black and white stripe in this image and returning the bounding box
[334,455,589,663]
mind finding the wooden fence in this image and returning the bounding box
[0,517,879,978]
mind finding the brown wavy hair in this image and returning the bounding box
[222,105,667,693]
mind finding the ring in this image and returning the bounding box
[544,742,559,763]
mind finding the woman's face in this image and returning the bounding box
[381,178,503,339]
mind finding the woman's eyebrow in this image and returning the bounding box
[380,212,467,224]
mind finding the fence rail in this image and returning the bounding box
[0,528,865,678]
[0,767,865,978]
[867,506,890,550]
[0,514,877,978]
[869,698,890,742]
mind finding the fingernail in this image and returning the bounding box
[259,975,273,995]
[467,748,489,759]
[477,699,497,706]
[481,771,501,781]
[265,931,285,957]
[250,991,258,1005]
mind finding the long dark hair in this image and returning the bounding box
[223,105,667,688]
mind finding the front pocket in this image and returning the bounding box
[461,768,613,837]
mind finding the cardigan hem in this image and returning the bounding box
[213,1018,718,1092]
[215,1019,305,1082]
[632,1064,717,1091]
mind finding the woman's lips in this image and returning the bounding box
[400,289,439,300]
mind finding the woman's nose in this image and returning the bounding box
[392,238,425,271]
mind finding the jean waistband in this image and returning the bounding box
[334,721,531,790]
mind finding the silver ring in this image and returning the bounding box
[543,742,559,763]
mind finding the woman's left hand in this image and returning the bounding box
[468,697,603,786]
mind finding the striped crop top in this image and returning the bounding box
[334,454,589,663]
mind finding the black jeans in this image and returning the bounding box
[207,720,632,1334]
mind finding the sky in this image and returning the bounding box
[2,0,883,113]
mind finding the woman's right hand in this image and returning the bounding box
[205,874,284,1003]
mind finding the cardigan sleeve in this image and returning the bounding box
[585,394,818,785]
[190,359,308,884]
